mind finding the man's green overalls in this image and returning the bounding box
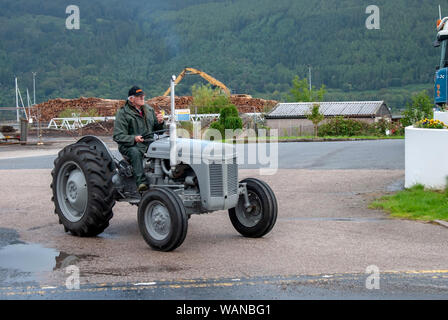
[113,101,165,186]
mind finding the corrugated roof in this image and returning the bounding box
[266,101,387,118]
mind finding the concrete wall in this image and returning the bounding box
[405,126,448,189]
[434,111,448,124]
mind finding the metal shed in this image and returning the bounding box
[265,101,392,136]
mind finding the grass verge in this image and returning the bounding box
[369,185,448,221]
[222,135,404,143]
[275,135,404,141]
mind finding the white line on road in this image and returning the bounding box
[134,282,157,286]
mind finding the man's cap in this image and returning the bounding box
[128,86,145,97]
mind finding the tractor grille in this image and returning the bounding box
[227,158,238,195]
[209,158,238,197]
[209,164,224,197]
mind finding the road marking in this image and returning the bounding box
[386,269,448,275]
[134,282,156,286]
[2,269,448,297]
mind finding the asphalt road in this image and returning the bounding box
[0,139,404,170]
[1,139,446,300]
[1,271,448,300]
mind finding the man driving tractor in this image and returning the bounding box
[113,86,165,192]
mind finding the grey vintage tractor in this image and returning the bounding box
[50,77,277,251]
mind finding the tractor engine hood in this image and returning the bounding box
[147,137,237,164]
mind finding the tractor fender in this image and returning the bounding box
[77,135,117,169]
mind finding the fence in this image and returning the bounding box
[47,116,116,130]
[278,125,316,137]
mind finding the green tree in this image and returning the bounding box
[191,83,218,108]
[401,91,434,127]
[288,76,326,102]
[306,104,325,137]
[209,104,242,138]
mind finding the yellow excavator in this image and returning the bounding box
[163,67,251,98]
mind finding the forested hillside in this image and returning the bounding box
[0,0,443,118]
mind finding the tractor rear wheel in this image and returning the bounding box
[51,142,116,237]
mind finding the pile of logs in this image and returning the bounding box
[31,97,125,122]
[32,95,278,122]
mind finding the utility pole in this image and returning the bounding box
[308,65,312,94]
[31,72,43,144]
[26,88,32,120]
[32,72,37,105]
[15,77,19,122]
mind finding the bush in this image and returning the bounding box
[220,104,239,119]
[317,117,399,137]
[209,121,225,134]
[207,105,242,138]
[224,117,243,131]
[389,122,404,136]
[318,117,364,136]
[401,91,434,127]
[373,118,389,135]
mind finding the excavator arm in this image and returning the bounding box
[163,68,230,96]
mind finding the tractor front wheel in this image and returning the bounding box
[137,188,188,252]
[229,178,277,238]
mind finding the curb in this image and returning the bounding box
[433,220,448,229]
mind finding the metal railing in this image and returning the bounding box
[47,117,116,130]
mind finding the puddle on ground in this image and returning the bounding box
[0,243,59,273]
[0,242,97,285]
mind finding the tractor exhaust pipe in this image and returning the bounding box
[170,75,177,169]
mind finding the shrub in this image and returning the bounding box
[373,118,389,136]
[207,105,242,138]
[318,117,364,136]
[317,117,398,137]
[210,121,225,133]
[389,122,404,136]
[224,117,243,131]
[220,104,239,119]
[401,91,434,127]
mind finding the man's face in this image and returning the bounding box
[130,95,145,107]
